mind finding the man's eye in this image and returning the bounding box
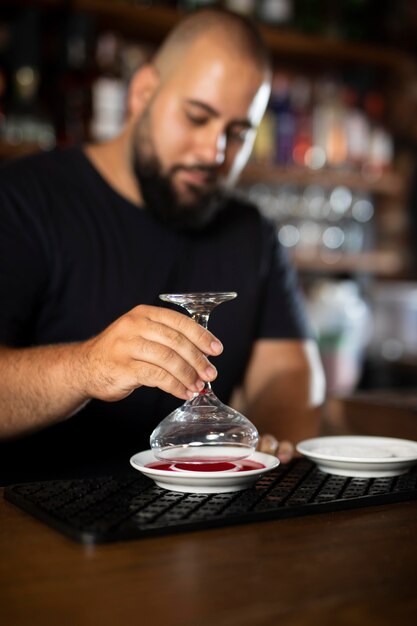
[228,128,249,143]
[186,113,208,126]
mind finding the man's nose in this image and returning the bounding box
[196,129,226,166]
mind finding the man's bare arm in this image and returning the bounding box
[0,305,222,439]
[0,343,91,438]
[234,338,326,460]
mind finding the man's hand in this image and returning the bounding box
[0,304,224,439]
[78,304,223,402]
[257,433,295,464]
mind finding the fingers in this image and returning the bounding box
[83,304,225,402]
[136,318,218,387]
[133,338,213,396]
[258,434,279,455]
[258,434,294,464]
[128,305,223,394]
[132,361,199,401]
[138,305,223,357]
[276,440,294,464]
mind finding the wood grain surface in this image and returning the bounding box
[1,489,416,626]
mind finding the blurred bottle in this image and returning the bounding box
[223,0,256,15]
[252,108,277,163]
[291,76,313,167]
[58,12,95,146]
[363,90,393,178]
[120,40,155,86]
[342,86,370,171]
[257,0,294,27]
[270,72,295,165]
[312,78,348,169]
[2,9,55,150]
[90,32,127,143]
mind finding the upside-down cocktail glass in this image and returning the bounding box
[149,292,259,463]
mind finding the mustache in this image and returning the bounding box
[170,164,219,182]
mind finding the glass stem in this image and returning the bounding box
[192,312,212,393]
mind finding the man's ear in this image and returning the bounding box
[127,64,159,117]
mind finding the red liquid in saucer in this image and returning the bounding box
[146,460,265,472]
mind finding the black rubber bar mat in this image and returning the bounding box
[4,458,417,544]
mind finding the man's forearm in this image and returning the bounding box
[0,344,90,439]
[0,304,224,440]
[231,381,322,443]
[246,392,323,444]
[237,339,326,444]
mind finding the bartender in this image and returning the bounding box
[0,7,325,484]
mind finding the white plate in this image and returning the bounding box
[130,449,279,493]
[296,435,417,477]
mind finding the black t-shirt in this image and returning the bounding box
[0,147,310,483]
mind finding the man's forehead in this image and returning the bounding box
[167,33,263,82]
[154,33,269,125]
[169,59,264,106]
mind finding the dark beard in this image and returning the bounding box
[132,125,225,232]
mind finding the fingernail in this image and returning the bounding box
[205,365,217,379]
[210,340,223,354]
[195,379,204,391]
[186,390,196,399]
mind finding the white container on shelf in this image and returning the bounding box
[307,280,370,395]
[90,77,126,142]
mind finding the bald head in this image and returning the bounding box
[152,8,271,83]
[124,7,272,219]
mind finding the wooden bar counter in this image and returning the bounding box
[2,390,417,625]
[1,483,417,626]
[325,391,417,439]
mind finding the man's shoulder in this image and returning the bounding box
[0,146,83,190]
[0,147,91,223]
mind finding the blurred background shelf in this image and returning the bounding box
[73,0,181,43]
[7,1,415,71]
[291,248,407,276]
[76,1,414,72]
[0,141,41,160]
[242,164,405,197]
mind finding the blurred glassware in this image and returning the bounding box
[368,283,417,362]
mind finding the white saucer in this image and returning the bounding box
[130,450,279,493]
[296,435,417,477]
